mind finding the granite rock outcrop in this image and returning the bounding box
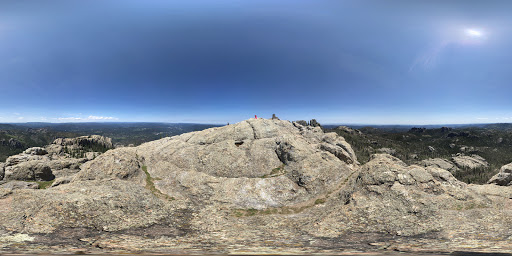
[1,135,113,183]
[452,154,489,169]
[488,162,512,186]
[1,119,512,254]
[420,158,459,173]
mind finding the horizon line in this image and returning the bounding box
[1,121,512,127]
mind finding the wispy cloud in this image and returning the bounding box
[476,117,512,122]
[57,115,119,121]
[410,41,449,72]
[17,117,24,120]
[87,115,118,120]
[57,117,83,121]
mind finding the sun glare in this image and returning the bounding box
[466,28,483,37]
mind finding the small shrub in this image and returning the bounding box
[261,164,286,178]
[36,180,55,189]
[314,198,326,205]
[246,208,258,216]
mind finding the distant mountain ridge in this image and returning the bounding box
[0,123,220,162]
[324,122,512,131]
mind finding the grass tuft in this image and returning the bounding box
[261,164,286,178]
[142,165,174,201]
[314,198,326,205]
[36,180,55,189]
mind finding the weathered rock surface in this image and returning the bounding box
[420,158,458,173]
[0,180,176,234]
[0,180,39,190]
[1,135,112,184]
[1,119,512,254]
[488,162,512,186]
[313,154,484,236]
[43,135,113,158]
[297,154,512,255]
[23,147,48,156]
[4,160,54,181]
[52,135,113,150]
[73,148,145,184]
[134,118,357,209]
[85,151,101,160]
[452,154,489,169]
[335,125,362,135]
[50,175,74,188]
[0,163,4,180]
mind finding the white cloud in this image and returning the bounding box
[87,115,118,120]
[57,117,83,121]
[17,117,24,120]
[57,115,119,121]
[476,117,489,120]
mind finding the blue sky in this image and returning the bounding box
[1,0,511,124]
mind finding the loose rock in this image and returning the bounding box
[488,163,512,186]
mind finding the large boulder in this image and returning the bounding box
[45,158,87,178]
[0,180,39,190]
[2,135,114,182]
[4,160,54,181]
[4,155,84,181]
[311,154,492,238]
[488,163,512,186]
[335,125,362,135]
[5,153,47,167]
[73,148,144,184]
[23,147,48,156]
[49,176,74,188]
[130,118,357,209]
[452,154,488,169]
[320,132,358,164]
[420,158,458,173]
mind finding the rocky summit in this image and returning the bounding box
[1,118,512,254]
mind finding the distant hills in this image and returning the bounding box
[0,122,220,162]
[324,122,512,132]
[327,123,512,184]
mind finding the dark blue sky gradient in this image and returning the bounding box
[1,0,511,124]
